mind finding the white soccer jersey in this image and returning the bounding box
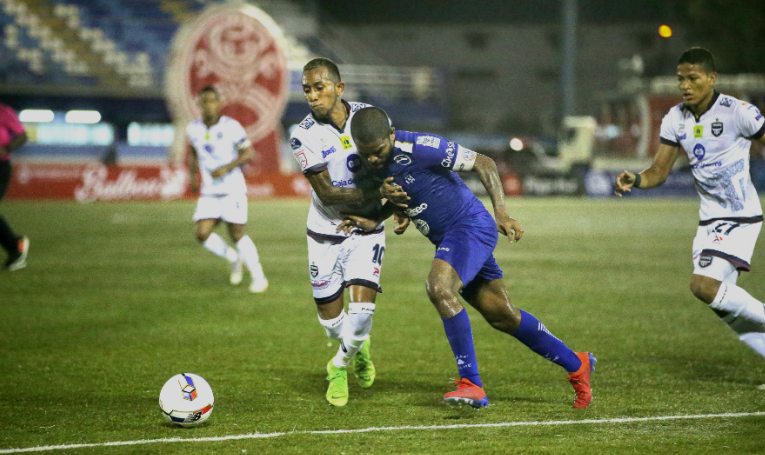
[290,100,383,237]
[660,92,765,221]
[187,116,250,196]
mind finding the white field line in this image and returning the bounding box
[2,411,764,453]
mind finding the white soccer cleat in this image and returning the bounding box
[229,257,244,285]
[249,276,269,293]
[6,236,29,271]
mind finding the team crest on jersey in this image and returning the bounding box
[693,144,706,160]
[299,117,315,130]
[694,125,703,138]
[394,155,411,166]
[296,151,308,169]
[711,121,723,137]
[719,98,733,108]
[347,154,362,172]
[310,264,318,278]
[340,136,353,150]
[416,135,441,148]
[290,137,302,150]
[204,144,213,154]
[699,255,712,268]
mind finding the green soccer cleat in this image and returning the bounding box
[353,337,376,388]
[326,359,349,406]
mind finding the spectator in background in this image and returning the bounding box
[0,102,29,271]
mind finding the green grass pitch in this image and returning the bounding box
[1,198,765,454]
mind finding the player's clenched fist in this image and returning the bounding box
[614,170,637,197]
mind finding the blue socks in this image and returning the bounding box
[512,310,582,373]
[442,309,482,387]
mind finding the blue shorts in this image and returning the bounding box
[434,213,503,289]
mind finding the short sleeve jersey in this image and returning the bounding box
[0,104,25,163]
[660,92,765,222]
[375,130,484,244]
[290,100,383,237]
[186,116,249,196]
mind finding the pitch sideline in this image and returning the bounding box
[2,411,764,454]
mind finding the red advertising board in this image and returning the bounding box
[5,162,310,201]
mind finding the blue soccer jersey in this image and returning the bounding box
[381,130,487,244]
[373,130,503,287]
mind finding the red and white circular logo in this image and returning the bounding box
[167,3,289,175]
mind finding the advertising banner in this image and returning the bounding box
[5,163,310,201]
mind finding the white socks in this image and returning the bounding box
[236,235,266,281]
[710,282,765,324]
[203,233,238,263]
[318,311,347,341]
[333,302,375,368]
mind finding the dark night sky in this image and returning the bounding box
[315,0,689,24]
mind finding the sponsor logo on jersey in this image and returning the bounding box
[347,154,362,173]
[719,97,733,107]
[416,135,441,148]
[322,146,337,158]
[441,142,456,168]
[394,155,411,166]
[692,160,722,169]
[290,137,302,150]
[373,266,380,277]
[404,173,415,184]
[699,255,713,267]
[405,202,428,217]
[712,121,723,137]
[693,143,706,160]
[694,125,703,138]
[312,280,330,289]
[310,264,318,278]
[332,178,356,187]
[340,136,353,150]
[299,117,315,129]
[296,151,308,169]
[437,247,450,252]
[350,102,366,113]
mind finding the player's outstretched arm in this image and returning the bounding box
[307,172,409,207]
[472,153,523,243]
[614,143,681,196]
[336,201,408,234]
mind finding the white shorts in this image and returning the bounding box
[692,219,761,280]
[307,229,385,303]
[193,194,248,225]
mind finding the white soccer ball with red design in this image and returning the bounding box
[159,373,214,427]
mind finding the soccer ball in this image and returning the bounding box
[158,373,214,427]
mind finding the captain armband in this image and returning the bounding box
[453,145,477,172]
[633,173,642,189]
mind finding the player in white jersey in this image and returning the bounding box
[187,86,268,293]
[291,58,407,406]
[615,48,765,364]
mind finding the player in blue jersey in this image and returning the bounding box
[339,107,596,408]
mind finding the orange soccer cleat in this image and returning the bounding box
[443,378,489,408]
[566,352,596,408]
